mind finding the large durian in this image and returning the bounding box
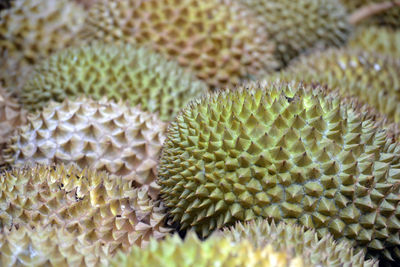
[109,232,304,267]
[0,0,85,93]
[78,0,279,89]
[238,0,352,65]
[0,225,109,267]
[158,81,400,260]
[0,164,171,253]
[2,98,166,198]
[221,219,377,266]
[20,43,207,120]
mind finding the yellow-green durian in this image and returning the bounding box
[109,232,304,267]
[158,81,400,261]
[238,0,352,65]
[20,43,208,120]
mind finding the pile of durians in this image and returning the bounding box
[0,0,399,266]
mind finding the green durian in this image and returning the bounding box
[158,81,400,261]
[20,42,207,121]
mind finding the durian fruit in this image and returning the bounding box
[20,43,208,120]
[238,0,352,65]
[276,49,400,124]
[2,98,166,198]
[221,219,377,266]
[0,224,109,267]
[109,232,304,267]
[0,0,86,93]
[0,86,27,165]
[348,26,400,58]
[79,0,279,89]
[158,81,400,260]
[0,164,171,253]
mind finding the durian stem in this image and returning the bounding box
[349,1,400,25]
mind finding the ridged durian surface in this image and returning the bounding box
[222,219,377,267]
[109,233,304,267]
[0,0,85,93]
[2,98,166,198]
[158,81,400,260]
[348,26,400,58]
[0,225,109,267]
[238,0,351,65]
[0,165,171,253]
[20,43,207,120]
[79,0,279,89]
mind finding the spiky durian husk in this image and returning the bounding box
[0,0,85,93]
[221,219,377,266]
[78,0,279,89]
[348,26,400,58]
[20,43,207,120]
[158,81,400,261]
[0,225,109,267]
[277,49,400,125]
[109,233,304,267]
[238,0,351,65]
[2,98,166,198]
[0,164,171,253]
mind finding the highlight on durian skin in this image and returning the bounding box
[79,0,280,89]
[0,164,172,253]
[238,0,352,66]
[109,232,305,267]
[0,0,86,93]
[20,42,208,121]
[220,219,377,267]
[2,97,167,198]
[158,81,400,260]
[0,224,109,267]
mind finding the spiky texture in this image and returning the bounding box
[0,225,109,266]
[0,0,85,93]
[222,219,377,266]
[238,0,351,65]
[79,0,279,89]
[20,43,207,120]
[2,98,166,198]
[341,0,400,28]
[0,86,27,165]
[0,164,171,253]
[277,49,400,125]
[109,233,304,267]
[158,81,400,261]
[348,26,400,58]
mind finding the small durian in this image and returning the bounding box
[221,219,377,266]
[78,0,279,89]
[348,26,400,58]
[109,232,304,267]
[0,224,109,267]
[238,0,352,65]
[158,81,400,260]
[2,98,166,198]
[0,164,171,253]
[0,0,85,93]
[20,43,208,120]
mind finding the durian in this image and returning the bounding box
[221,219,377,266]
[0,0,85,93]
[78,0,279,89]
[158,81,400,260]
[348,26,400,58]
[238,0,352,65]
[20,43,208,120]
[0,164,171,252]
[109,232,304,267]
[0,224,109,267]
[2,98,166,198]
